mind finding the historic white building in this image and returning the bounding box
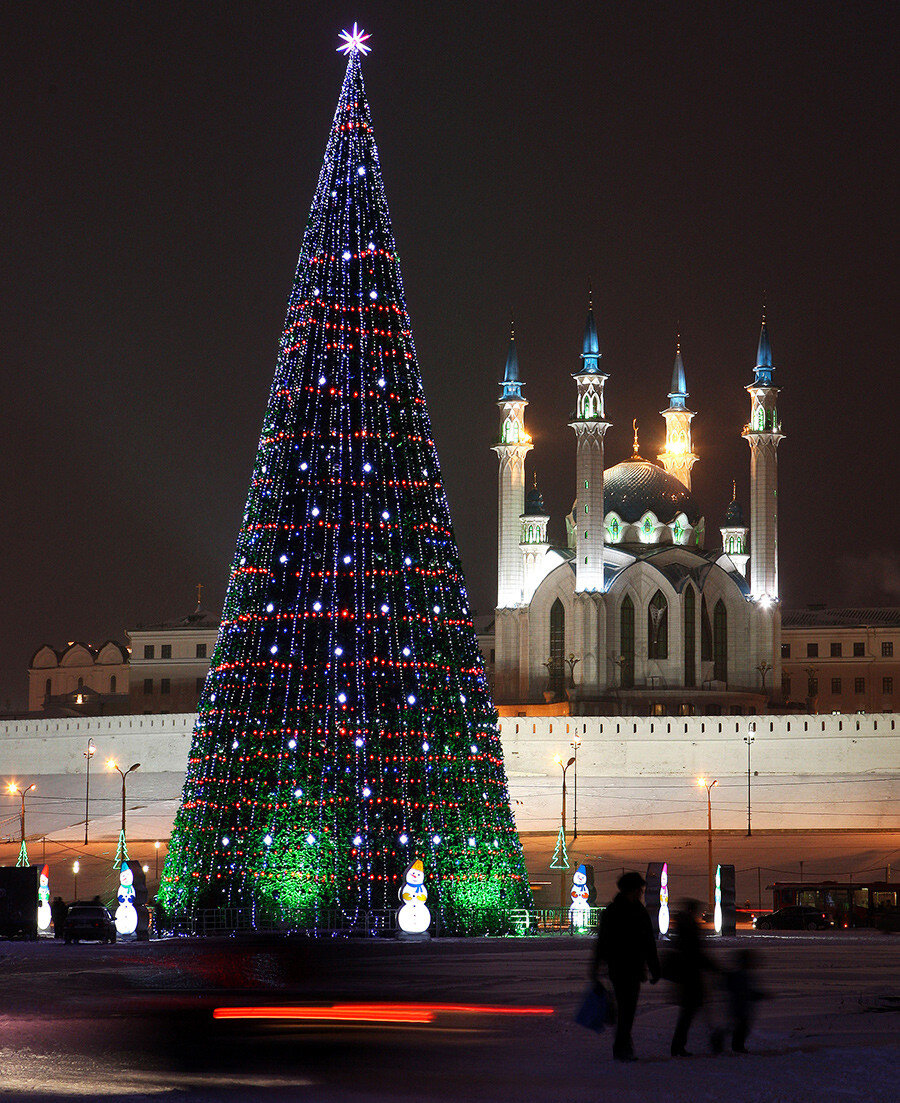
[493,310,783,716]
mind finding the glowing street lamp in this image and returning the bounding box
[73,860,80,900]
[698,777,718,913]
[571,736,582,841]
[8,781,37,867]
[154,840,161,883]
[108,760,140,865]
[83,737,96,846]
[553,754,576,911]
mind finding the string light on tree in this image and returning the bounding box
[159,28,531,934]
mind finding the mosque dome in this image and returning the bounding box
[724,495,744,525]
[602,458,700,524]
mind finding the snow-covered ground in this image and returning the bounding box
[0,931,895,1101]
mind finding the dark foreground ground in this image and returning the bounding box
[0,931,897,1102]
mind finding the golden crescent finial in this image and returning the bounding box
[632,419,640,455]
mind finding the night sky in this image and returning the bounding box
[2,1,897,709]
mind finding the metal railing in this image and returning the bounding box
[157,905,600,939]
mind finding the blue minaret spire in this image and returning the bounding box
[668,335,688,409]
[754,309,774,386]
[581,286,602,373]
[500,315,524,399]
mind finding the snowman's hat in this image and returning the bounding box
[408,860,424,876]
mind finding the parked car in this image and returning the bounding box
[754,905,833,931]
[63,904,116,944]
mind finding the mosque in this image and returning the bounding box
[491,307,784,716]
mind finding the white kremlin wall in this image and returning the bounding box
[0,713,897,842]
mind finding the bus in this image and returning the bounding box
[770,880,898,929]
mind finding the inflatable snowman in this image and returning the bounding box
[397,859,431,936]
[116,862,138,936]
[37,864,51,932]
[569,864,591,930]
[658,862,670,935]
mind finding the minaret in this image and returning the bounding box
[742,316,784,601]
[569,298,610,593]
[520,475,550,605]
[720,481,750,578]
[493,323,532,607]
[658,337,698,489]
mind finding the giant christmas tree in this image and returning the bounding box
[159,28,531,934]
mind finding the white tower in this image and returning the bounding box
[493,326,532,608]
[569,304,611,593]
[742,316,784,700]
[742,318,784,601]
[658,339,698,490]
[520,477,550,605]
[720,482,750,578]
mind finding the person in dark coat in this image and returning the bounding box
[593,870,661,1062]
[668,898,718,1056]
[724,948,765,1052]
[51,897,68,939]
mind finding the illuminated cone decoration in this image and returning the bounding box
[160,34,531,933]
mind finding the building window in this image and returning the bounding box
[883,642,894,658]
[713,600,727,682]
[855,677,865,694]
[651,703,666,716]
[110,675,117,694]
[620,595,635,688]
[45,677,51,698]
[678,702,694,716]
[195,677,205,694]
[884,677,894,695]
[161,644,172,659]
[143,678,153,695]
[701,595,712,662]
[196,643,207,659]
[684,586,696,688]
[782,674,791,698]
[807,676,818,696]
[781,643,791,659]
[77,676,84,689]
[144,645,155,659]
[160,678,171,695]
[853,642,865,657]
[806,643,818,658]
[648,590,668,660]
[830,642,842,657]
[831,678,842,695]
[549,598,565,699]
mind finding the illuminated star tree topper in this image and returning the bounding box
[337,23,372,56]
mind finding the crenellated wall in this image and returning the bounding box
[0,712,896,839]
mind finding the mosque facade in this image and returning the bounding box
[492,310,783,716]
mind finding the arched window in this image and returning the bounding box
[684,586,696,687]
[620,595,635,688]
[701,595,712,662]
[77,676,84,689]
[713,599,728,682]
[648,590,668,660]
[549,599,565,699]
[608,517,620,542]
[110,675,117,694]
[44,677,51,699]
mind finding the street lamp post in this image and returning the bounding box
[154,840,161,883]
[571,736,582,841]
[73,860,79,900]
[698,777,718,913]
[83,738,95,846]
[8,781,37,867]
[108,760,140,865]
[744,728,755,837]
[553,754,576,911]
